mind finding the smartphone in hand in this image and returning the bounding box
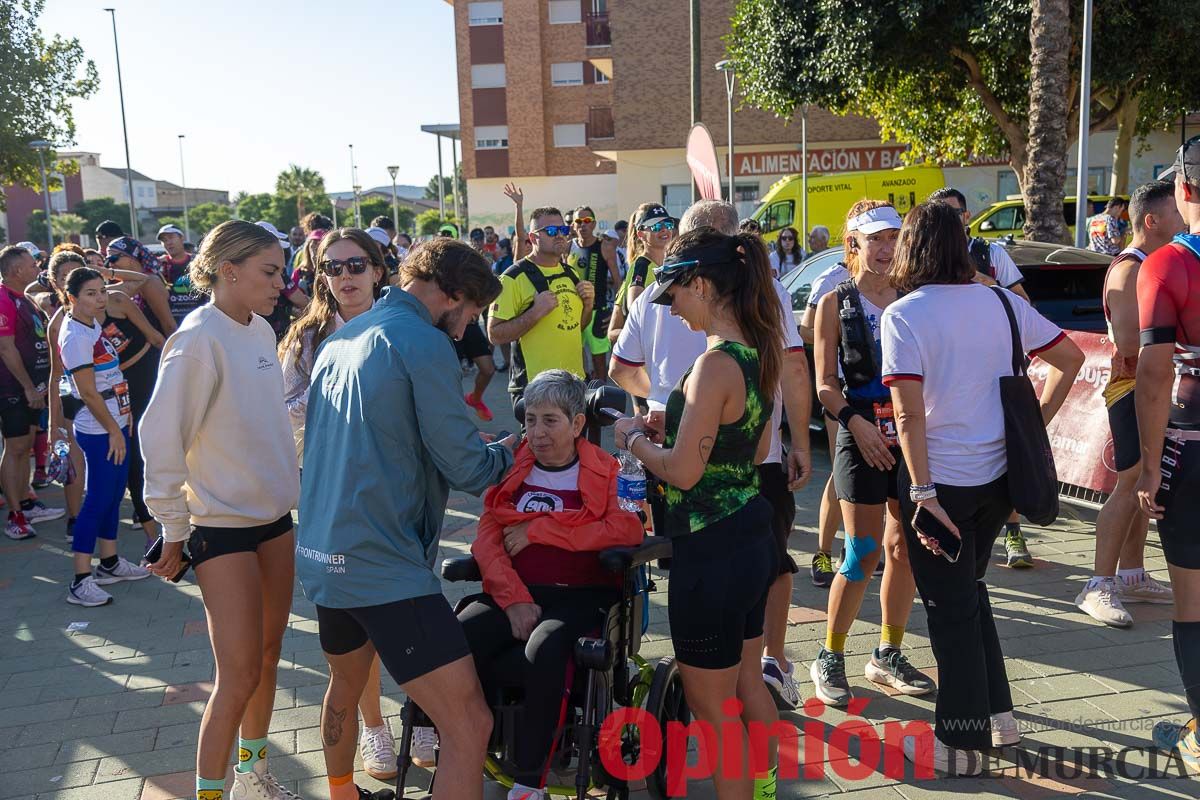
[913,507,961,563]
[143,535,192,583]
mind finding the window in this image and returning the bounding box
[468,1,503,25]
[764,200,795,233]
[662,185,691,219]
[978,206,1019,233]
[1066,166,1108,196]
[997,170,1020,200]
[553,123,587,148]
[475,125,509,150]
[470,63,506,89]
[594,67,610,84]
[551,62,584,86]
[549,0,581,24]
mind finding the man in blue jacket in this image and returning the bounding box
[299,238,515,800]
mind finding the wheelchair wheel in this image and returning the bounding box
[644,656,690,800]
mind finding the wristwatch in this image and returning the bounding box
[909,483,937,503]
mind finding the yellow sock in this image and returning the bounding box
[825,630,848,653]
[880,624,905,650]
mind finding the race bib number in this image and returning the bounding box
[113,381,131,416]
[873,401,897,447]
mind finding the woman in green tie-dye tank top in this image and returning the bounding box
[613,227,786,799]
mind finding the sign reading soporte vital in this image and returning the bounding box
[735,146,910,177]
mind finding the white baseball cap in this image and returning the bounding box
[15,241,42,258]
[365,227,392,247]
[156,224,184,240]
[255,221,289,242]
[848,206,902,234]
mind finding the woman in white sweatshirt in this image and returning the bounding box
[143,220,301,800]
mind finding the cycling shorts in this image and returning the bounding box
[1107,391,1140,473]
[1153,435,1200,570]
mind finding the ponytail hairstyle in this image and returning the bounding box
[626,202,656,265]
[842,198,895,277]
[664,227,784,397]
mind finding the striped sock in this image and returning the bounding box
[329,772,357,800]
[825,630,848,654]
[196,776,224,800]
[236,736,267,774]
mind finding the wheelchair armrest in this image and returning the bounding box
[440,555,482,583]
[599,537,672,574]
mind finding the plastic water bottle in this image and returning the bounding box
[617,450,646,513]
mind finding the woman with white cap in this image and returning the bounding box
[810,199,934,709]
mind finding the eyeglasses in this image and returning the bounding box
[573,216,595,225]
[534,225,571,238]
[319,257,371,277]
[640,220,676,233]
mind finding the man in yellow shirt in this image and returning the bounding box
[488,207,595,419]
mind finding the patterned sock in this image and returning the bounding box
[196,776,224,800]
[236,736,268,774]
[879,624,905,652]
[825,630,848,654]
[328,772,357,800]
[34,431,48,471]
[752,765,778,800]
[1118,567,1146,584]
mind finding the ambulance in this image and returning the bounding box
[750,165,948,247]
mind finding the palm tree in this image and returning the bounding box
[1023,0,1071,243]
[50,213,87,241]
[275,165,326,222]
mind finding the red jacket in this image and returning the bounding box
[472,438,643,609]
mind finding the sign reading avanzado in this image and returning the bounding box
[734,146,910,177]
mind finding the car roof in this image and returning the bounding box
[994,238,1111,267]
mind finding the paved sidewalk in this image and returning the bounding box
[0,370,1194,799]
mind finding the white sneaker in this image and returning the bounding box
[4,515,35,540]
[990,710,1020,746]
[1119,572,1174,604]
[902,734,982,776]
[507,783,545,800]
[93,556,151,585]
[360,720,397,780]
[231,761,302,800]
[762,656,801,710]
[23,500,64,524]
[411,725,437,767]
[67,575,112,607]
[1075,577,1132,628]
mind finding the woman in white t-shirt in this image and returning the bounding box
[58,267,150,608]
[882,201,1083,775]
[768,225,804,278]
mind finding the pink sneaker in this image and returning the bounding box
[465,392,494,422]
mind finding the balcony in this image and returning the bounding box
[585,11,610,47]
[588,106,615,140]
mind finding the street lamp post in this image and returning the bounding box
[716,60,737,206]
[177,134,191,242]
[30,141,54,248]
[103,8,138,238]
[387,166,401,235]
[450,137,461,231]
[348,144,361,227]
[435,136,445,221]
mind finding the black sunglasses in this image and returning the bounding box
[319,257,371,277]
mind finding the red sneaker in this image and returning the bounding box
[5,512,35,540]
[465,392,494,422]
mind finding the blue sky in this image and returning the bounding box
[39,0,460,197]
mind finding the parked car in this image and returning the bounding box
[968,194,1128,241]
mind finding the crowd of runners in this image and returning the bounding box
[2,136,1200,799]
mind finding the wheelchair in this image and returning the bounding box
[393,537,689,800]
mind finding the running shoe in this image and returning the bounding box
[990,710,1021,747]
[1075,577,1132,627]
[1152,718,1200,775]
[67,576,113,607]
[809,648,851,707]
[864,648,935,696]
[360,720,397,781]
[230,761,302,800]
[810,551,834,588]
[93,557,151,585]
[1004,527,1033,568]
[411,725,437,767]
[4,513,35,540]
[356,787,395,800]
[464,392,494,422]
[31,469,50,490]
[1119,572,1174,604]
[21,499,65,524]
[762,656,801,710]
[902,734,982,776]
[507,784,545,800]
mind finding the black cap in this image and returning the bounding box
[634,204,674,229]
[96,220,124,237]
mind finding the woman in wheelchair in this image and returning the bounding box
[461,370,643,800]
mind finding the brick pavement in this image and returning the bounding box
[0,372,1194,799]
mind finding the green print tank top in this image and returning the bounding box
[662,340,771,537]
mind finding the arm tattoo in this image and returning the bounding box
[698,436,715,465]
[323,705,347,746]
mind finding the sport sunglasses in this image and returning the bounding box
[573,216,595,225]
[653,258,699,284]
[319,257,372,277]
[640,220,676,233]
[534,225,572,237]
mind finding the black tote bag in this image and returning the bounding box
[990,287,1060,526]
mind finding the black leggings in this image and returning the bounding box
[458,585,619,788]
[123,352,158,525]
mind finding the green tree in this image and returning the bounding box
[235,193,275,224]
[188,202,234,238]
[424,164,467,209]
[275,165,326,221]
[414,210,460,237]
[0,0,99,210]
[51,212,86,241]
[72,197,132,238]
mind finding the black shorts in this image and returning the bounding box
[188,514,293,568]
[61,395,83,421]
[316,593,472,685]
[668,497,778,669]
[757,462,798,575]
[1153,436,1200,570]
[833,423,901,505]
[1107,391,1140,473]
[0,394,40,439]
[455,321,492,361]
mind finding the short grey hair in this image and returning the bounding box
[680,200,739,236]
[810,225,830,239]
[523,369,586,419]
